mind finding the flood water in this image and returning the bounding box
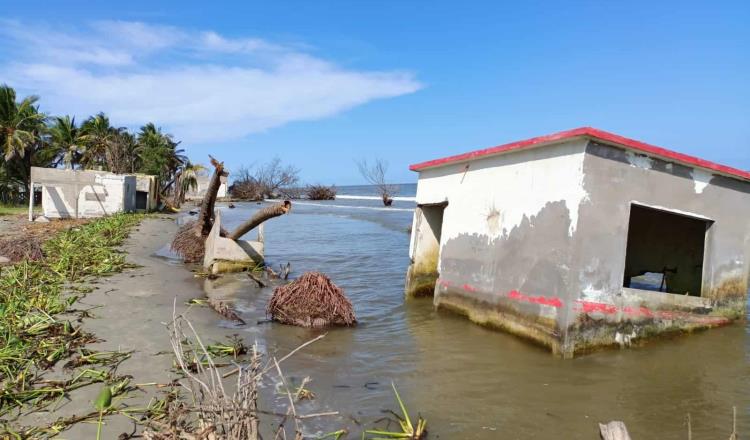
[208,184,749,439]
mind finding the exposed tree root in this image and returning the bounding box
[170,221,206,263]
[267,272,356,328]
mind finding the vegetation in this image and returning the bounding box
[306,184,337,200]
[365,383,427,439]
[357,158,398,206]
[0,214,142,423]
[0,204,26,216]
[229,157,300,200]
[0,84,190,206]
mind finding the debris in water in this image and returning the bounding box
[207,297,246,325]
[267,271,356,328]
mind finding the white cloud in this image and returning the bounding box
[0,20,421,143]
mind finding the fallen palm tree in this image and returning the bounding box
[227,200,291,240]
[171,156,227,262]
[267,272,356,328]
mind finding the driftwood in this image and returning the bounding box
[267,272,356,328]
[599,421,631,440]
[247,272,267,288]
[207,298,246,325]
[227,200,291,241]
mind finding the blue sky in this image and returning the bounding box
[1,1,748,184]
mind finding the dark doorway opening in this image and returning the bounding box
[623,204,711,296]
[135,191,148,210]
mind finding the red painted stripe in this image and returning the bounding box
[409,127,750,182]
[508,290,563,308]
[577,300,618,315]
[442,279,730,326]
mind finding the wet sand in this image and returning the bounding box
[16,216,229,439]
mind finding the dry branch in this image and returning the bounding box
[267,272,356,328]
[143,306,332,440]
[227,201,291,241]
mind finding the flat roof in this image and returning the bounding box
[409,127,750,182]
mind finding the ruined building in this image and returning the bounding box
[406,127,749,357]
[29,167,157,220]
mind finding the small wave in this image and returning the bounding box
[337,195,416,202]
[290,201,414,212]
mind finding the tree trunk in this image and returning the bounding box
[197,156,228,236]
[172,171,183,208]
[228,200,291,240]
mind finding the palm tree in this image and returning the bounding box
[175,161,205,206]
[0,85,45,161]
[136,122,185,195]
[49,115,83,169]
[80,112,117,170]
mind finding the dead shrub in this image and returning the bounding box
[267,272,356,327]
[306,185,337,200]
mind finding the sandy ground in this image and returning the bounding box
[0,213,27,239]
[15,216,232,439]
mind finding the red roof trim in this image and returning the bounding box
[409,127,750,182]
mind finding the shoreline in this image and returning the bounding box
[4,215,230,438]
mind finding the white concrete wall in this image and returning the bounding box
[412,139,589,262]
[42,186,76,218]
[42,173,135,218]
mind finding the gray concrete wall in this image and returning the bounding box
[563,141,750,355]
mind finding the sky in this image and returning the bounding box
[0,1,748,184]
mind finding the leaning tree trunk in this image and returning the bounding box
[197,156,228,236]
[227,200,291,240]
[171,170,183,208]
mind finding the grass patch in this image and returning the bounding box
[0,213,143,421]
[0,204,26,217]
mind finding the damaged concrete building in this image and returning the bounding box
[29,167,157,220]
[406,127,750,357]
[186,174,227,200]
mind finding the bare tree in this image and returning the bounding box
[357,158,398,206]
[230,158,300,200]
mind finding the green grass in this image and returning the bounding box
[0,204,27,216]
[0,213,143,419]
